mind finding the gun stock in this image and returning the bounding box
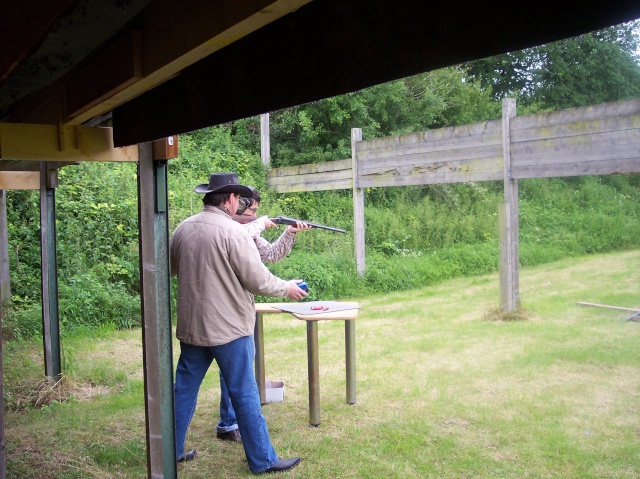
[272,216,346,233]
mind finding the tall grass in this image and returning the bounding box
[4,250,639,478]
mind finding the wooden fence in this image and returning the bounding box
[266,98,640,310]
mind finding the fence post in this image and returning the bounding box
[260,113,270,167]
[352,128,365,277]
[500,98,520,311]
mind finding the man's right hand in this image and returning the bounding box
[260,216,278,229]
[287,280,309,300]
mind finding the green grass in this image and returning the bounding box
[4,250,640,478]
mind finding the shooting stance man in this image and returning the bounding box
[214,187,311,444]
[170,172,306,474]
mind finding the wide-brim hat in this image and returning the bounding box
[194,172,253,196]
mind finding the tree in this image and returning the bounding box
[229,66,498,168]
[464,21,640,111]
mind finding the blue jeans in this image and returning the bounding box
[174,336,279,473]
[217,372,238,433]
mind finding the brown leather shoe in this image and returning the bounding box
[216,429,242,442]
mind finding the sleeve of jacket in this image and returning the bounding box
[241,217,266,239]
[255,230,296,263]
[228,230,289,298]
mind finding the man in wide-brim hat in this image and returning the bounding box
[193,172,254,196]
[170,172,306,474]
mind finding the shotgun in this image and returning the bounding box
[233,214,346,233]
[271,216,346,233]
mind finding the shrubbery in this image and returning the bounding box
[4,136,640,340]
[4,126,640,341]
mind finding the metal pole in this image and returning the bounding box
[138,144,176,479]
[0,190,11,304]
[345,319,356,404]
[254,312,266,404]
[306,321,320,426]
[39,162,61,378]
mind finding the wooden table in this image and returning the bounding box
[253,302,359,426]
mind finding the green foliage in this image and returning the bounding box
[5,162,141,338]
[231,66,498,167]
[57,272,141,333]
[465,20,640,110]
[4,21,640,340]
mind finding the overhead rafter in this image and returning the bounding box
[0,123,137,164]
[112,0,640,146]
[5,0,313,128]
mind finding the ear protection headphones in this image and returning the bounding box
[236,196,252,215]
[236,186,256,215]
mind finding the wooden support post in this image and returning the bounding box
[260,113,270,167]
[138,144,176,479]
[352,128,365,277]
[39,162,61,378]
[254,312,266,404]
[306,321,321,426]
[0,191,10,305]
[345,319,356,404]
[500,99,520,312]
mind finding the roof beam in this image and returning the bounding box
[0,172,41,190]
[0,123,137,162]
[112,0,640,146]
[8,0,312,127]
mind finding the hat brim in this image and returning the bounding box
[194,184,253,197]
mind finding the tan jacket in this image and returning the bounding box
[170,206,290,346]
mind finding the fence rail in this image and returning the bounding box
[267,98,640,192]
[265,97,640,311]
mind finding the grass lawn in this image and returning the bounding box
[4,250,640,478]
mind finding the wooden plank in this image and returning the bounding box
[0,123,137,162]
[268,168,352,186]
[358,143,503,170]
[0,172,40,190]
[66,30,144,119]
[358,156,503,187]
[357,120,502,158]
[268,171,353,192]
[512,112,640,143]
[513,157,640,179]
[268,159,352,178]
[511,98,640,133]
[577,302,640,313]
[267,159,353,192]
[511,128,640,164]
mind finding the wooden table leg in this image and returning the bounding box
[306,320,320,426]
[254,312,266,405]
[345,319,356,404]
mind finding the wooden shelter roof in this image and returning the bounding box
[1,0,639,155]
